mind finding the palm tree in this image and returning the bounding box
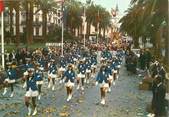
[64,0,82,35]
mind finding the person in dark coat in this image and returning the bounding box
[153,75,166,117]
[139,49,146,70]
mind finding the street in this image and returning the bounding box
[0,61,152,117]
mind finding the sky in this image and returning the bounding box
[80,0,131,16]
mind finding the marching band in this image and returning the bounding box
[1,44,126,116]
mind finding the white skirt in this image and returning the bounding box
[86,69,91,73]
[99,82,109,88]
[77,73,85,78]
[48,73,57,78]
[25,88,38,97]
[117,65,121,69]
[113,70,118,74]
[59,67,66,72]
[65,81,74,87]
[36,81,44,85]
[23,71,28,76]
[108,75,113,80]
[5,79,15,84]
[91,65,97,68]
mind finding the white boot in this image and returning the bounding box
[81,86,84,91]
[38,94,41,100]
[67,95,70,102]
[101,98,105,105]
[23,81,26,88]
[2,88,7,95]
[28,107,32,116]
[113,81,115,86]
[52,86,55,91]
[32,107,37,116]
[84,79,86,83]
[86,80,89,84]
[10,92,14,98]
[48,83,51,89]
[76,85,80,90]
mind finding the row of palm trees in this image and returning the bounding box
[4,0,112,45]
[119,0,168,64]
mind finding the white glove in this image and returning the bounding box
[95,81,98,86]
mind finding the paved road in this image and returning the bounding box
[0,62,152,117]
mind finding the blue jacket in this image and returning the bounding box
[96,71,108,83]
[48,64,57,74]
[26,76,38,91]
[60,59,67,68]
[85,60,92,70]
[78,63,86,74]
[91,56,97,65]
[62,70,75,83]
[34,72,43,81]
[105,65,113,75]
[7,68,17,80]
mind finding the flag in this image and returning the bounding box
[0,0,4,69]
[0,1,4,13]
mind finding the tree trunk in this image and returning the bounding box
[15,4,20,47]
[26,1,33,44]
[133,37,139,48]
[42,10,47,42]
[103,28,105,39]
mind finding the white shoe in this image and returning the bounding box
[76,85,80,90]
[81,87,84,91]
[23,82,26,88]
[38,95,41,100]
[108,88,111,92]
[67,95,70,102]
[2,88,7,95]
[28,107,31,116]
[117,75,119,80]
[52,86,55,91]
[32,107,37,116]
[48,83,51,88]
[10,92,14,98]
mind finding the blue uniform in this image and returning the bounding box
[96,71,109,83]
[26,76,38,91]
[48,63,57,74]
[7,68,17,80]
[78,63,86,74]
[105,65,113,76]
[62,70,75,83]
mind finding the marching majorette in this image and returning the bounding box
[91,54,97,77]
[24,68,38,116]
[22,58,34,88]
[60,64,75,102]
[34,64,43,100]
[111,58,119,85]
[2,62,17,97]
[85,58,92,84]
[105,61,113,92]
[58,57,67,78]
[76,59,86,90]
[95,65,109,105]
[47,59,57,91]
